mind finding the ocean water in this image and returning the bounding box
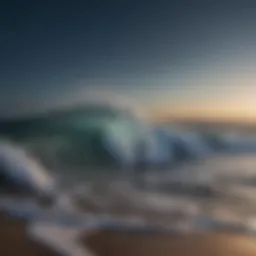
[1,138,256,235]
[1,108,256,234]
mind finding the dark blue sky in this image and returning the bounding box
[1,1,256,119]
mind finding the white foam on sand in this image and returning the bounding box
[28,222,96,256]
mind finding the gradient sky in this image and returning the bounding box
[2,1,256,120]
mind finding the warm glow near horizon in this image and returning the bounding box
[148,97,256,123]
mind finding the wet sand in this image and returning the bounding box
[0,212,60,256]
[84,230,256,256]
[2,209,256,256]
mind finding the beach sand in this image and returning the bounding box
[0,212,60,256]
[84,230,256,256]
[2,207,256,256]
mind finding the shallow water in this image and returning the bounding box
[2,141,256,234]
[39,153,256,233]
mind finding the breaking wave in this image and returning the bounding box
[0,105,256,234]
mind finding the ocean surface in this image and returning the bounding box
[1,107,256,235]
[1,139,256,235]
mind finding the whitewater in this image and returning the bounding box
[1,132,256,236]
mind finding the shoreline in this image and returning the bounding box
[0,210,96,256]
[0,212,61,256]
[83,230,256,256]
[2,208,256,256]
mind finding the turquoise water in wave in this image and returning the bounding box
[0,105,144,170]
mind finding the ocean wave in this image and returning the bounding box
[0,106,256,234]
[0,104,227,171]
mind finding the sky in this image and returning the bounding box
[2,1,256,121]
